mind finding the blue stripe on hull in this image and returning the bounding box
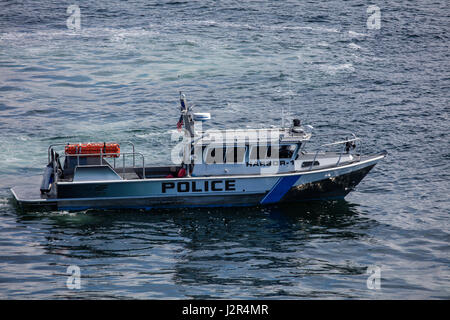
[260,175,300,204]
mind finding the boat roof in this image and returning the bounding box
[194,127,312,145]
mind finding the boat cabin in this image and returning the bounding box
[188,127,312,176]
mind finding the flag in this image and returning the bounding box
[177,115,183,131]
[180,94,187,111]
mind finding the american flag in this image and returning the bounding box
[177,115,183,131]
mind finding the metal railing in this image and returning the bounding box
[47,141,145,180]
[308,134,362,170]
[65,152,146,179]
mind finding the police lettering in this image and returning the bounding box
[161,180,236,193]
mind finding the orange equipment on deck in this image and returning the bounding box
[65,143,120,158]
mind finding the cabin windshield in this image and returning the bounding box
[202,143,299,164]
[203,146,246,164]
[204,147,224,164]
[249,144,298,161]
[224,146,246,163]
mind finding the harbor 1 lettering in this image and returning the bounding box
[162,180,236,193]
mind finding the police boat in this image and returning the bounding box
[11,93,387,211]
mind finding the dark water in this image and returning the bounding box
[0,0,449,299]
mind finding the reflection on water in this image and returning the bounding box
[171,202,376,298]
[10,200,379,298]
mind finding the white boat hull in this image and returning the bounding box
[11,154,384,211]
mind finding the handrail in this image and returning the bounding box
[310,150,320,170]
[320,136,360,148]
[308,134,362,170]
[63,151,145,179]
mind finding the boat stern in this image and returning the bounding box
[10,184,58,211]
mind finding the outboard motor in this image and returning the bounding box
[40,164,54,194]
[40,150,55,194]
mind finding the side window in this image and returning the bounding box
[301,161,320,168]
[278,144,297,159]
[249,146,257,160]
[204,147,224,164]
[224,146,246,163]
[250,145,272,160]
[250,145,297,160]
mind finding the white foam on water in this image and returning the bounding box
[268,25,340,34]
[0,27,159,45]
[348,43,362,50]
[134,130,173,139]
[348,30,367,38]
[317,41,330,47]
[108,27,160,42]
[185,20,340,34]
[320,63,355,75]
